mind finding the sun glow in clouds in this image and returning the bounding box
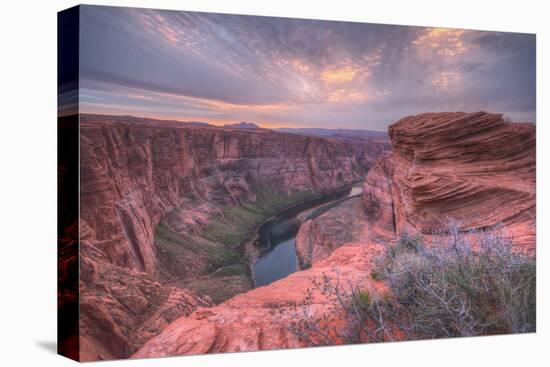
[321,65,359,84]
[327,88,369,103]
[413,27,469,58]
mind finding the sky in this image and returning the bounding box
[74,5,536,130]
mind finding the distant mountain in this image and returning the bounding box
[224,122,260,129]
[274,127,388,140]
[184,121,212,127]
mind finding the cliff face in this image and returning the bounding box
[77,114,387,360]
[78,221,212,361]
[295,197,371,269]
[80,114,383,276]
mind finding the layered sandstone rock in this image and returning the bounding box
[368,111,536,249]
[295,197,371,269]
[78,220,211,361]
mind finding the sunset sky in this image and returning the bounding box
[74,5,536,130]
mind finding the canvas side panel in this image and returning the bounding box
[57,5,80,362]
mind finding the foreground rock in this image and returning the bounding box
[133,243,386,358]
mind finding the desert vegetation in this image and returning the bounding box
[282,220,536,345]
[201,184,317,248]
[154,184,320,302]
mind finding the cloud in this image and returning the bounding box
[321,65,360,83]
[431,71,462,91]
[413,28,470,58]
[76,5,536,130]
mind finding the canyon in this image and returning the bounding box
[71,114,388,361]
[133,111,535,359]
[59,111,535,361]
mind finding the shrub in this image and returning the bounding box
[370,270,381,281]
[380,220,536,337]
[277,272,401,345]
[358,291,371,307]
[282,219,535,345]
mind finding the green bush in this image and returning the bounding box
[358,290,371,307]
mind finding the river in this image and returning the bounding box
[252,184,363,287]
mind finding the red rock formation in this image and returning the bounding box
[361,152,397,238]
[368,111,535,249]
[78,220,212,361]
[76,114,386,360]
[295,197,371,269]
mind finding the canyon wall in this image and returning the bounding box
[295,197,371,269]
[134,111,535,358]
[76,114,387,360]
[80,114,384,276]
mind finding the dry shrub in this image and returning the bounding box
[381,220,536,337]
[282,219,535,345]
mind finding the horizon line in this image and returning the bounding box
[70,112,391,133]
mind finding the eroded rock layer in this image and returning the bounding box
[78,221,211,361]
[295,197,371,269]
[381,111,535,248]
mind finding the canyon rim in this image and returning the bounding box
[58,5,536,362]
